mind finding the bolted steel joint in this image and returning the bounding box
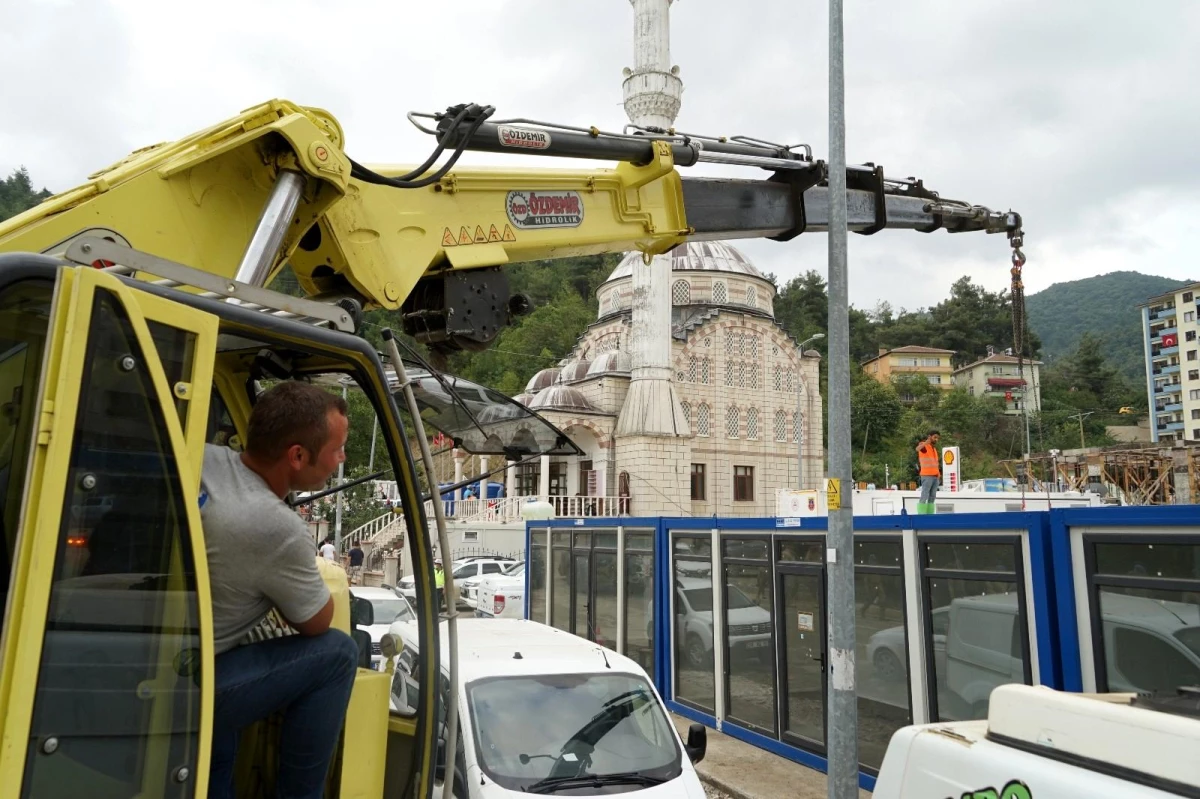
[41,736,58,755]
[119,355,137,372]
[80,474,97,491]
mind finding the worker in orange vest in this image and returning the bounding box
[916,430,941,514]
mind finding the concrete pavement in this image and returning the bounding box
[672,715,871,799]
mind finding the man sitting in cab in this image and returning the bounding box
[200,381,359,798]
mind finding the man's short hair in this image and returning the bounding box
[246,381,349,461]
[927,429,940,438]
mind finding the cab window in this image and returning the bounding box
[22,289,201,798]
[0,279,54,627]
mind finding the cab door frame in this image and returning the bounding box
[0,266,217,798]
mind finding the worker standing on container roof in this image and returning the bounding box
[916,430,941,515]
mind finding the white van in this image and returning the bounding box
[875,684,1200,797]
[386,618,709,799]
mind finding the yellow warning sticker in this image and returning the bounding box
[458,227,472,246]
[502,224,517,242]
[826,478,841,510]
[488,224,502,243]
[474,225,488,244]
[442,228,457,247]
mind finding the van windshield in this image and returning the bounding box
[467,672,682,792]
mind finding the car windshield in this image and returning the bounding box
[369,597,415,625]
[467,672,681,791]
[505,562,526,576]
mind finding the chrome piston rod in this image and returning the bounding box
[233,169,305,288]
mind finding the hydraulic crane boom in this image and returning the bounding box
[0,99,1023,356]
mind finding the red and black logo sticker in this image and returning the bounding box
[506,191,584,229]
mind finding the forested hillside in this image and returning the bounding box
[0,168,50,222]
[1026,271,1191,381]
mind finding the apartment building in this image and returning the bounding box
[952,353,1043,414]
[861,345,956,390]
[1139,282,1200,444]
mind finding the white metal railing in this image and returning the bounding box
[338,511,404,554]
[449,495,631,521]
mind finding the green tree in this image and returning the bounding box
[0,167,52,223]
[850,376,903,453]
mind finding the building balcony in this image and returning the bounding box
[1157,403,1183,414]
[1152,347,1181,360]
[1153,363,1181,375]
[1152,306,1178,320]
[1151,326,1178,343]
[1157,421,1185,433]
[1154,382,1182,394]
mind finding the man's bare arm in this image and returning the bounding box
[289,595,335,636]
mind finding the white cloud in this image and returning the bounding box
[2,0,1197,309]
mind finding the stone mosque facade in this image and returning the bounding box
[513,242,824,517]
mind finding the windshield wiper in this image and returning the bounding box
[525,772,666,794]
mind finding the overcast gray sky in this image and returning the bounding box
[3,0,1197,311]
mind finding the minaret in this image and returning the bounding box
[614,0,691,515]
[615,0,689,440]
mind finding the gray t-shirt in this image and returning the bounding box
[200,444,330,654]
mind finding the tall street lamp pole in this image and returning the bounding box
[796,333,825,490]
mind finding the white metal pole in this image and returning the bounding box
[826,0,859,792]
[334,383,347,552]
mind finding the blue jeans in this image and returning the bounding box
[209,629,358,799]
[920,475,939,504]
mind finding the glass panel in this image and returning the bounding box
[529,539,548,624]
[778,539,823,563]
[626,531,653,551]
[1094,542,1200,581]
[724,563,775,733]
[926,577,1025,721]
[724,538,769,561]
[146,320,197,430]
[856,571,910,770]
[594,531,618,550]
[674,535,711,560]
[574,531,591,547]
[394,361,580,457]
[23,290,200,798]
[856,540,903,568]
[593,552,619,649]
[673,558,715,711]
[924,542,1016,573]
[573,554,591,640]
[0,281,53,619]
[781,573,824,744]
[551,545,570,632]
[1097,587,1200,693]
[625,551,655,674]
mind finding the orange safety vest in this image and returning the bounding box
[917,442,940,476]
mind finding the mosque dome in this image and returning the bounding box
[586,349,632,376]
[604,241,766,283]
[512,392,536,406]
[525,368,561,394]
[559,359,592,383]
[527,384,597,413]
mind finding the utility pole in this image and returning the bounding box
[826,0,858,793]
[1069,411,1094,449]
[796,333,825,490]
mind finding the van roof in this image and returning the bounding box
[394,619,650,684]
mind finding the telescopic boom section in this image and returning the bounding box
[0,100,1021,357]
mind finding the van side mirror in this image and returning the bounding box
[351,595,374,628]
[685,723,707,764]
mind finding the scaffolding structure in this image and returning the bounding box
[1001,442,1200,506]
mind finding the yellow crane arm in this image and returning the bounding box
[0,98,1023,356]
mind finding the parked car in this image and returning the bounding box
[349,587,416,669]
[395,558,513,603]
[646,576,772,668]
[474,561,526,618]
[385,618,708,799]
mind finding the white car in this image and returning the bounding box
[646,577,772,668]
[474,561,526,618]
[395,558,513,604]
[349,587,416,669]
[386,618,709,799]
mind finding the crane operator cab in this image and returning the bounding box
[0,254,574,798]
